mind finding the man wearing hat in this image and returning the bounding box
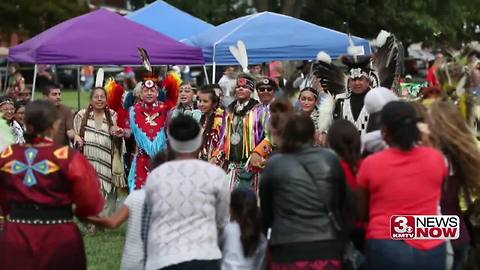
[212,73,271,194]
[334,56,374,135]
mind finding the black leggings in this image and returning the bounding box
[160,260,220,270]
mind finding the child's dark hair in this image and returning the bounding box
[149,150,170,170]
[24,100,59,143]
[168,114,200,142]
[327,119,361,173]
[230,188,261,257]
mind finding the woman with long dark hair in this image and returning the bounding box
[428,101,480,270]
[298,87,331,146]
[260,112,353,270]
[0,100,104,269]
[327,119,361,189]
[171,82,202,122]
[197,85,224,161]
[73,87,125,217]
[221,188,266,269]
[357,101,447,269]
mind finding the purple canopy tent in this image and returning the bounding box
[8,8,204,65]
[8,8,204,101]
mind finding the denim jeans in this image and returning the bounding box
[365,239,445,270]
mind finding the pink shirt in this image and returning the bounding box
[357,146,447,250]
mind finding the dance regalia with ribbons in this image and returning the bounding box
[128,49,179,191]
[213,41,272,193]
[128,101,169,191]
[199,107,225,161]
[213,75,271,193]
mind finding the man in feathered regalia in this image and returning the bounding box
[312,30,404,134]
[127,49,179,191]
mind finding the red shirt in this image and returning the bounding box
[357,146,447,250]
[340,159,356,190]
[427,65,439,87]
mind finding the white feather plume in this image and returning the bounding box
[316,51,332,64]
[317,93,335,132]
[229,40,249,72]
[456,75,467,96]
[374,30,391,47]
[95,68,104,88]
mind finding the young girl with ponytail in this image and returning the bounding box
[221,188,267,270]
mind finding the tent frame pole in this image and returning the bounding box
[203,65,210,84]
[77,66,81,111]
[212,62,216,84]
[3,61,9,92]
[31,64,38,100]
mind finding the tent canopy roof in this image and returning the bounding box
[186,12,371,64]
[126,0,214,41]
[8,8,204,65]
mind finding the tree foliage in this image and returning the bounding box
[1,0,479,48]
[0,0,87,37]
[165,0,480,47]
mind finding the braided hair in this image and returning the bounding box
[79,87,114,140]
[198,85,220,146]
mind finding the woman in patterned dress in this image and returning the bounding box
[74,87,125,216]
[0,100,104,270]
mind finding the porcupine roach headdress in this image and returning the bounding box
[104,78,128,129]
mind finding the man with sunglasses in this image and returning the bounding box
[256,77,277,106]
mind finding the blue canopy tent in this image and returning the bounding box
[185,12,371,81]
[126,0,214,41]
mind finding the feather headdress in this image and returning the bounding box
[138,47,159,88]
[371,30,404,91]
[229,40,249,73]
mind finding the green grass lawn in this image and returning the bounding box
[35,89,91,111]
[61,90,91,111]
[84,225,126,270]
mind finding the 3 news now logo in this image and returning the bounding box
[390,215,460,240]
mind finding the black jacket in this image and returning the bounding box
[259,145,354,262]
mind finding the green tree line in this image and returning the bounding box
[1,0,479,47]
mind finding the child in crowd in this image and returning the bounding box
[86,151,168,270]
[221,188,267,270]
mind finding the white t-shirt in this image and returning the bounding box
[144,159,230,270]
[121,189,146,270]
[221,221,267,270]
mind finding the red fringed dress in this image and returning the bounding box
[0,143,104,270]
